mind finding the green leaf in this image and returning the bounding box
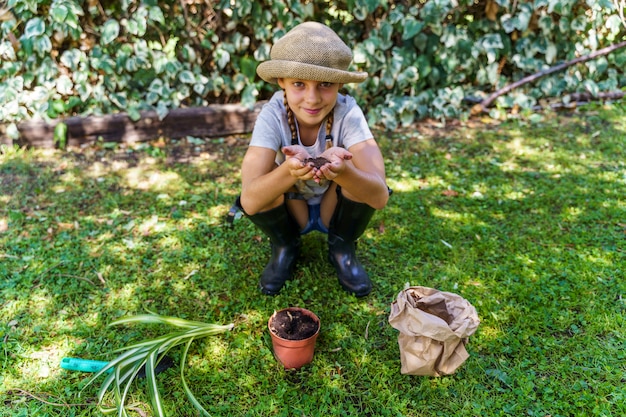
[365,0,382,13]
[537,14,554,34]
[178,70,195,84]
[501,14,517,33]
[558,16,570,33]
[56,75,73,95]
[146,91,159,104]
[402,17,424,40]
[53,122,67,149]
[605,15,622,37]
[583,79,599,97]
[148,78,164,93]
[125,7,148,36]
[66,96,81,111]
[110,313,217,329]
[253,42,271,61]
[155,101,170,120]
[101,19,120,45]
[33,36,52,56]
[232,73,246,93]
[60,49,83,71]
[50,3,69,23]
[3,122,19,139]
[241,84,258,108]
[353,5,367,21]
[379,21,393,50]
[545,42,557,64]
[148,6,165,24]
[239,56,257,80]
[214,47,231,69]
[127,104,141,121]
[109,92,127,109]
[124,57,138,72]
[24,18,45,38]
[180,339,212,417]
[570,15,586,31]
[145,350,166,417]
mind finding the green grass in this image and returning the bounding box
[1,104,625,417]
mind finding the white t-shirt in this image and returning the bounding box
[250,91,374,204]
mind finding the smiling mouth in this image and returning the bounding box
[303,108,322,115]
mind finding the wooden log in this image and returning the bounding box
[7,102,265,148]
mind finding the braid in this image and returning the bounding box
[284,94,298,145]
[325,107,335,149]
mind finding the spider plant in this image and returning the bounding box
[83,312,234,417]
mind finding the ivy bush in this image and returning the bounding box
[1,0,624,138]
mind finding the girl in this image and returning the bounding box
[239,22,389,296]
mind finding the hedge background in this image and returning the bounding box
[1,0,625,139]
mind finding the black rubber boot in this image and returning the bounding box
[328,189,376,297]
[246,203,301,295]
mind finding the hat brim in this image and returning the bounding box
[257,60,368,84]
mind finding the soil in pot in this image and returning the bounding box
[269,309,319,340]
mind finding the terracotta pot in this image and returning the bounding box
[268,307,320,369]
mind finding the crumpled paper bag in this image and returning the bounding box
[388,286,480,376]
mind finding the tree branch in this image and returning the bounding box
[474,39,626,114]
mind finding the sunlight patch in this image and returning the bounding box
[505,137,541,157]
[478,324,503,342]
[124,168,187,192]
[202,338,230,361]
[206,205,228,223]
[106,283,142,310]
[156,234,183,251]
[25,341,76,381]
[502,189,531,201]
[386,177,430,192]
[138,215,168,236]
[86,161,111,178]
[430,207,480,224]
[51,184,67,193]
[561,206,583,221]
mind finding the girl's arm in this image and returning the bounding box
[317,139,388,210]
[240,146,314,215]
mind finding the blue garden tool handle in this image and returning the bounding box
[61,357,112,373]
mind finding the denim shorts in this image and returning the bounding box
[300,203,328,235]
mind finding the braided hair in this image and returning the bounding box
[283,94,334,148]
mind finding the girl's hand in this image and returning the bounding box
[282,145,315,180]
[313,147,353,183]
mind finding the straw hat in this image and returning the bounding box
[256,22,367,84]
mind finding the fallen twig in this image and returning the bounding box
[57,274,97,287]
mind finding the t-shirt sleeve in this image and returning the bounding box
[337,97,374,150]
[249,100,286,151]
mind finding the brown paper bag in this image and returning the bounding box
[388,286,480,376]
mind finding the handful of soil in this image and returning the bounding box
[305,157,330,169]
[270,310,319,340]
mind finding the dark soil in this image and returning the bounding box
[305,157,330,169]
[270,310,319,340]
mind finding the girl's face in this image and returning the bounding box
[277,78,342,129]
